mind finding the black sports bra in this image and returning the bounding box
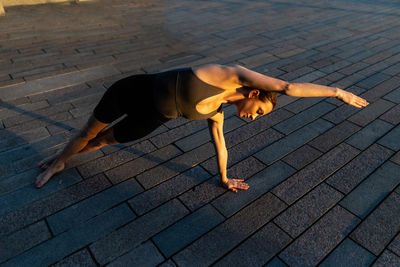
[152,68,224,120]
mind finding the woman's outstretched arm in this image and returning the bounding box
[233,65,369,108]
[207,111,249,193]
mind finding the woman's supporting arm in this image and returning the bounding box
[207,111,249,192]
[233,65,369,108]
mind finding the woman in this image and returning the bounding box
[35,64,368,191]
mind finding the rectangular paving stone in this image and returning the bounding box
[0,174,111,237]
[389,233,400,257]
[360,76,400,102]
[327,144,394,194]
[351,192,400,255]
[255,119,334,165]
[323,104,360,124]
[265,257,287,267]
[346,119,393,150]
[347,98,394,127]
[319,238,375,267]
[174,116,245,152]
[173,193,287,267]
[214,223,292,267]
[0,65,120,101]
[282,144,323,170]
[212,161,295,217]
[272,142,358,204]
[77,140,156,178]
[274,183,343,238]
[378,124,400,151]
[274,102,336,134]
[356,72,390,89]
[153,205,224,258]
[383,87,400,103]
[340,161,400,218]
[380,104,400,125]
[136,142,214,189]
[47,177,142,235]
[279,205,360,267]
[108,241,164,267]
[3,204,134,267]
[129,166,210,215]
[283,97,324,114]
[0,220,51,263]
[179,156,266,211]
[105,144,182,184]
[0,100,49,120]
[90,199,188,265]
[309,120,361,152]
[52,249,96,267]
[0,168,82,216]
[372,250,400,267]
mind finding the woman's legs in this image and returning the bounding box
[35,114,113,188]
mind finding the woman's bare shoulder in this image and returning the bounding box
[192,64,239,89]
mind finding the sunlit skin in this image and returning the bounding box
[35,64,368,192]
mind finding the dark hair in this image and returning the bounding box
[258,90,277,109]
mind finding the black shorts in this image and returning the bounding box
[93,74,170,143]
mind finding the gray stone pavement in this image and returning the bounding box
[0,0,400,265]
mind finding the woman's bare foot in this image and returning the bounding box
[35,161,65,188]
[38,154,59,170]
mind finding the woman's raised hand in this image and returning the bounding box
[336,88,369,108]
[222,178,250,193]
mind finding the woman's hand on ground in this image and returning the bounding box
[222,178,250,193]
[336,88,369,108]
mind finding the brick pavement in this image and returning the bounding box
[0,0,400,266]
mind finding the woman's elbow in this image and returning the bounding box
[282,82,295,96]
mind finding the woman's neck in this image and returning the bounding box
[223,87,248,104]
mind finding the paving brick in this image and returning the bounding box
[319,238,375,267]
[389,233,400,257]
[338,61,369,75]
[340,161,400,218]
[272,143,358,205]
[323,104,360,124]
[348,99,395,127]
[214,223,292,267]
[372,250,400,267]
[266,257,287,267]
[0,127,50,153]
[333,73,366,89]
[383,62,400,76]
[77,140,156,178]
[108,241,164,267]
[212,161,295,217]
[0,100,49,120]
[274,183,343,238]
[1,65,120,101]
[47,177,142,235]
[90,199,188,265]
[274,102,336,134]
[3,204,134,267]
[351,192,400,255]
[136,142,214,189]
[346,119,394,150]
[179,156,265,211]
[383,87,400,104]
[283,97,324,114]
[158,259,177,267]
[153,205,224,258]
[174,116,245,152]
[380,104,400,125]
[309,120,361,152]
[327,144,394,194]
[360,76,400,103]
[282,144,323,170]
[378,124,400,151]
[105,144,182,184]
[279,205,360,266]
[129,166,210,215]
[255,119,334,165]
[0,168,82,216]
[173,193,287,267]
[0,220,51,263]
[52,249,96,267]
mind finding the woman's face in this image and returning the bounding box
[235,97,274,120]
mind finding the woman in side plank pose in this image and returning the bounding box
[35,64,368,191]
